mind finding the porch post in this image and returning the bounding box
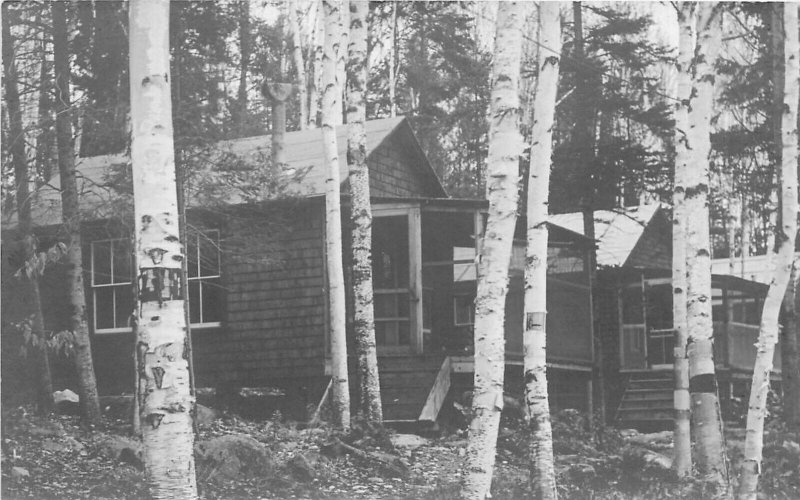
[410,206,423,353]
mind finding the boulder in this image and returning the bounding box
[97,436,143,469]
[288,452,320,482]
[11,467,30,479]
[195,434,273,483]
[390,434,429,450]
[195,404,220,427]
[53,389,80,415]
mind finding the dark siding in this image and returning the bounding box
[626,209,672,269]
[367,132,440,198]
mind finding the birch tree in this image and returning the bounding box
[738,4,799,498]
[523,3,560,498]
[461,3,525,499]
[672,1,696,479]
[388,1,398,118]
[288,0,308,130]
[52,0,102,425]
[129,0,198,497]
[336,0,349,125]
[2,2,54,415]
[347,0,382,424]
[309,0,324,128]
[684,3,729,493]
[322,0,351,432]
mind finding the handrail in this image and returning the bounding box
[418,356,452,422]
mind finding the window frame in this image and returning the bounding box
[90,230,223,334]
[185,229,223,329]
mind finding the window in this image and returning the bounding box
[91,239,134,332]
[186,229,223,326]
[454,294,475,326]
[372,216,411,347]
[90,229,222,333]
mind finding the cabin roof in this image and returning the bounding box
[3,116,445,228]
[548,204,663,267]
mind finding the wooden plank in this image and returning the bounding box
[410,206,423,354]
[418,357,452,422]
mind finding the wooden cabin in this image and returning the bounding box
[2,117,595,424]
[551,204,774,429]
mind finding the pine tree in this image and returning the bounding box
[461,3,526,499]
[129,0,198,496]
[523,3,560,498]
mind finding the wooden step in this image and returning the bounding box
[618,408,674,421]
[622,390,673,402]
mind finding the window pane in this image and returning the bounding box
[199,231,220,277]
[95,290,114,329]
[188,280,201,324]
[372,216,408,288]
[382,322,399,345]
[397,321,410,345]
[375,322,387,345]
[187,234,199,278]
[397,294,409,317]
[93,241,111,285]
[374,294,395,318]
[201,279,223,323]
[112,239,132,284]
[454,295,474,325]
[114,286,133,328]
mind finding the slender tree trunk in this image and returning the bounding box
[288,0,309,130]
[263,82,293,168]
[347,0,382,424]
[524,3,560,498]
[35,27,55,185]
[129,0,198,497]
[52,0,102,426]
[335,0,349,125]
[235,0,250,135]
[309,0,324,128]
[388,1,398,118]
[672,1,696,479]
[3,3,54,415]
[685,4,729,494]
[739,4,799,498]
[783,262,800,434]
[461,3,525,499]
[322,0,351,432]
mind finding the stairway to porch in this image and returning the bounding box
[615,371,674,431]
[377,354,449,423]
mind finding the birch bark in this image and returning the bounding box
[2,3,54,415]
[738,4,799,498]
[129,0,198,497]
[347,0,382,424]
[388,1,398,118]
[336,0,349,125]
[672,1,696,479]
[288,0,309,130]
[523,3,560,498]
[322,0,351,432]
[309,0,324,128]
[461,3,525,499]
[52,0,102,425]
[684,3,729,494]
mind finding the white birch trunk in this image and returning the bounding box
[461,3,525,499]
[738,4,799,498]
[309,0,324,128]
[129,1,198,497]
[685,3,729,494]
[672,1,696,479]
[523,3,560,498]
[347,0,382,424]
[288,0,309,130]
[335,0,349,125]
[322,0,351,432]
[388,1,398,118]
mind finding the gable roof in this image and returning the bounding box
[549,204,663,267]
[3,116,445,228]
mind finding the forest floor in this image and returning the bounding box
[2,395,799,500]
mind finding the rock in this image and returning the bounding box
[627,431,673,447]
[41,439,68,453]
[195,404,220,427]
[97,436,143,469]
[623,445,672,470]
[288,452,319,482]
[195,434,273,483]
[619,428,639,438]
[27,420,64,438]
[390,434,429,450]
[11,466,30,479]
[53,389,80,415]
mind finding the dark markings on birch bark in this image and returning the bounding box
[526,312,546,330]
[152,366,165,389]
[146,413,164,429]
[690,374,717,394]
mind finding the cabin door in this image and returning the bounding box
[645,284,674,369]
[371,210,422,354]
[619,286,647,369]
